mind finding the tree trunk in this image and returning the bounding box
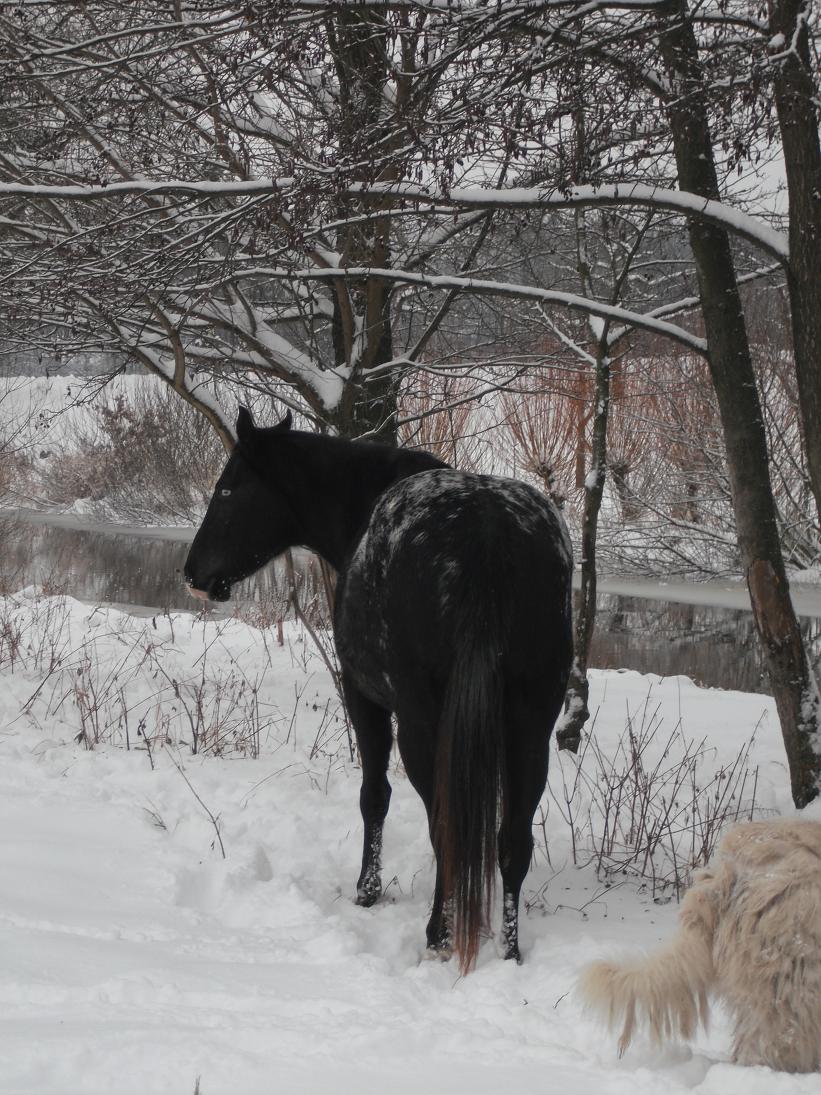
[326,9,400,442]
[557,342,611,752]
[769,0,821,525]
[660,4,821,807]
[330,293,399,442]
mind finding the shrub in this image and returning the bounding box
[39,384,225,521]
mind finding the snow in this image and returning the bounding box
[0,177,787,266]
[0,178,296,200]
[592,573,821,619]
[2,373,189,453]
[1,589,818,1093]
[356,182,790,263]
[302,266,709,354]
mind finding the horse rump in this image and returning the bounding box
[375,471,572,973]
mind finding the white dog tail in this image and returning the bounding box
[578,874,720,1055]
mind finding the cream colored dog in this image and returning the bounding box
[578,818,821,1072]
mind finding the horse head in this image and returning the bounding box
[184,407,300,602]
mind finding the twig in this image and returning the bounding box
[168,751,226,859]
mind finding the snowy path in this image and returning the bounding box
[0,595,818,1094]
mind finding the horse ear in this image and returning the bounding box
[236,405,254,441]
[273,410,293,433]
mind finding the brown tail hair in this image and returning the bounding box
[578,877,718,1054]
[433,598,505,974]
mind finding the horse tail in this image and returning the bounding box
[577,869,720,1054]
[433,596,505,975]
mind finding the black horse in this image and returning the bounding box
[185,408,573,972]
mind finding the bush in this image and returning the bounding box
[535,687,761,903]
[40,384,225,521]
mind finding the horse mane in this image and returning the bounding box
[240,428,448,513]
[234,427,449,569]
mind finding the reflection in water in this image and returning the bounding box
[3,516,819,694]
[586,593,816,695]
[2,519,192,610]
[0,517,309,616]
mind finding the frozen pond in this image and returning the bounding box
[2,509,819,694]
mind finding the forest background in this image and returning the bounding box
[1,0,820,806]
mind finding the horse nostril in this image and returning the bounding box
[183,571,208,599]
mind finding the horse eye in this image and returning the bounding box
[220,488,232,497]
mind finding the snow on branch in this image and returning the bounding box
[297,266,708,355]
[181,298,346,411]
[353,182,790,264]
[251,0,679,12]
[0,178,786,264]
[0,178,296,200]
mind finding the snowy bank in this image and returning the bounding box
[0,592,815,1095]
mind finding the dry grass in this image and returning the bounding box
[37,385,225,521]
[0,590,351,763]
[530,686,760,906]
[1,590,762,894]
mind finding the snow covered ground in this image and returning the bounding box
[0,590,819,1095]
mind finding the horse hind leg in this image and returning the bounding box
[423,872,452,959]
[498,685,555,963]
[394,688,452,957]
[498,812,536,963]
[342,674,393,907]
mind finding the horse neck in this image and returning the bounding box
[283,435,397,571]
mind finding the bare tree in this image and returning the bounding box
[2,0,821,802]
[0,3,511,438]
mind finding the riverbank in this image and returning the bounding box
[5,504,821,617]
[0,590,806,1095]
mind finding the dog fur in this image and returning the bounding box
[578,818,821,1072]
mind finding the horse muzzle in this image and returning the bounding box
[184,575,232,603]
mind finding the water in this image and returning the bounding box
[588,594,802,694]
[2,513,819,695]
[0,514,313,617]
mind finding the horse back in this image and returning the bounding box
[335,469,573,707]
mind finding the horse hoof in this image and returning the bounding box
[355,889,380,907]
[424,944,453,962]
